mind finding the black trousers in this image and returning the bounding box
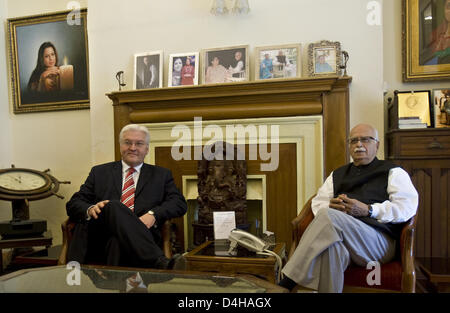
[67,200,164,267]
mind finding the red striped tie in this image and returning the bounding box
[121,167,136,211]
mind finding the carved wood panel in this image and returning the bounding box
[154,144,297,252]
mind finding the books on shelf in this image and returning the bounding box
[398,117,428,129]
[398,123,428,129]
[399,117,421,124]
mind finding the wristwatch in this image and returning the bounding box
[367,205,373,217]
[148,210,155,216]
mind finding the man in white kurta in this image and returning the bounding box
[280,124,418,292]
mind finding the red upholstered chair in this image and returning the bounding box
[288,195,417,293]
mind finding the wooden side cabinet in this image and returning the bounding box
[386,128,450,258]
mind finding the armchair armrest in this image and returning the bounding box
[57,218,75,265]
[400,215,417,293]
[161,220,172,259]
[288,195,315,259]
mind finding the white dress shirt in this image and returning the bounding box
[121,161,143,189]
[86,161,144,220]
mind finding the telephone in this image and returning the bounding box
[228,228,268,253]
[228,229,283,283]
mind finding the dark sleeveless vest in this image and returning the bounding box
[332,158,403,239]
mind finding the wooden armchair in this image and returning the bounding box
[57,218,173,265]
[289,195,417,293]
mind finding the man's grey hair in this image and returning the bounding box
[351,123,379,141]
[119,124,150,144]
[373,128,379,141]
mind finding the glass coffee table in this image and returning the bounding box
[0,264,287,293]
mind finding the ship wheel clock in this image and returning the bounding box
[0,165,70,238]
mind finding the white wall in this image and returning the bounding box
[1,0,387,246]
[0,0,12,170]
[88,0,385,166]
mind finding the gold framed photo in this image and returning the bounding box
[307,40,341,77]
[201,45,249,85]
[7,9,90,113]
[403,0,450,81]
[397,90,433,126]
[254,44,302,80]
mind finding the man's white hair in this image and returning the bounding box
[351,123,379,141]
[119,124,150,144]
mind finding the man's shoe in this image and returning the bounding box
[154,254,182,270]
[154,256,171,270]
[167,253,182,270]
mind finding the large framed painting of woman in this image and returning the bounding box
[403,0,450,81]
[7,8,90,113]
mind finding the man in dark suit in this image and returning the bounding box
[66,124,187,269]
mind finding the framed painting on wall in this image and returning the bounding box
[168,52,199,87]
[133,51,163,90]
[7,9,90,113]
[254,44,302,80]
[201,45,249,84]
[403,0,450,81]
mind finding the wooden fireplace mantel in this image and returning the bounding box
[107,76,352,177]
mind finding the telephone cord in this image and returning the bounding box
[257,249,284,283]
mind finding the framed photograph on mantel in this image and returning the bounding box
[7,9,90,113]
[201,45,249,84]
[307,40,342,77]
[397,90,433,125]
[133,51,163,90]
[255,44,302,80]
[168,52,199,87]
[403,0,450,81]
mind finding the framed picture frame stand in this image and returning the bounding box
[388,90,434,130]
[168,52,199,87]
[308,40,342,77]
[254,44,302,81]
[133,51,163,90]
[201,45,249,85]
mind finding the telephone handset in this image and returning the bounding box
[228,228,283,283]
[228,228,268,253]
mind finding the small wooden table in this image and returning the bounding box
[185,241,285,283]
[0,231,52,274]
[416,257,450,293]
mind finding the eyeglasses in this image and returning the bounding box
[121,140,147,148]
[347,136,378,145]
